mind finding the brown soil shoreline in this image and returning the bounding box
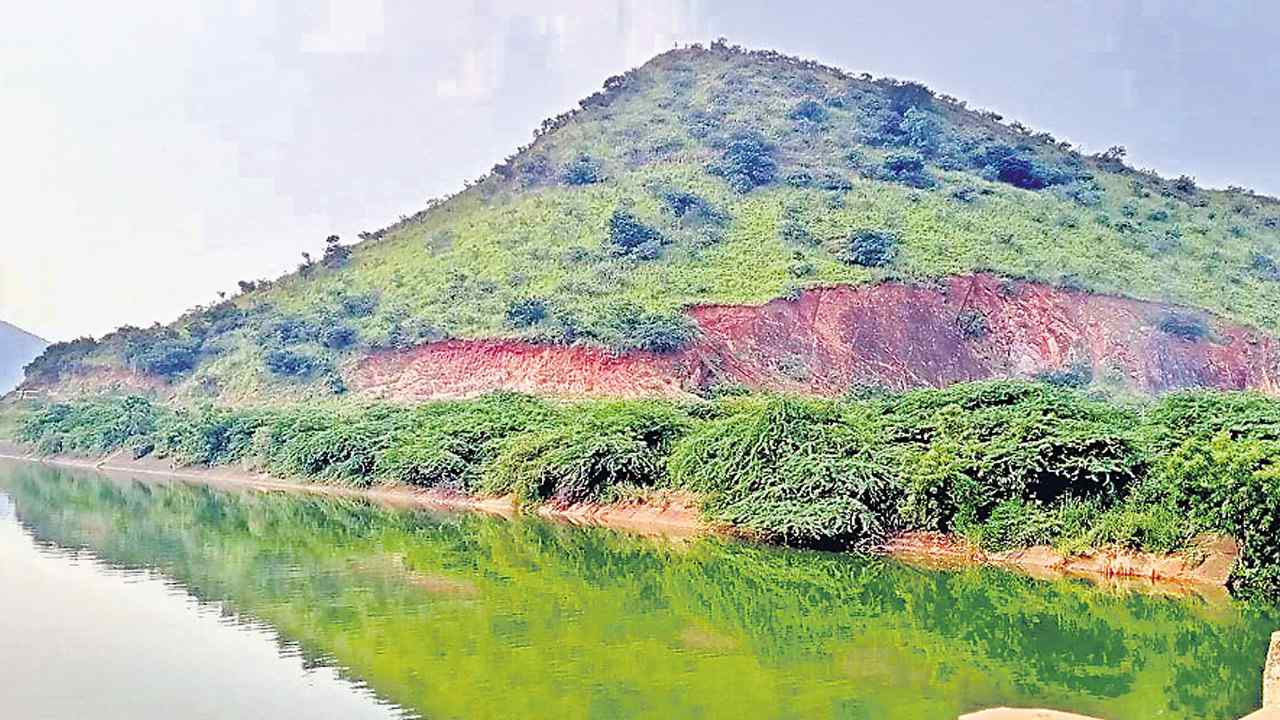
[0,447,1237,598]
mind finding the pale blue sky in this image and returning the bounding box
[3,0,1277,341]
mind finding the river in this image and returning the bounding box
[0,460,1274,719]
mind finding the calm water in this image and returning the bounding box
[0,461,1276,720]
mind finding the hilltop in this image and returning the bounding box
[19,41,1280,403]
[1,321,46,394]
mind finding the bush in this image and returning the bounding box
[657,188,727,227]
[562,154,602,185]
[321,235,351,269]
[320,324,358,350]
[899,107,941,153]
[670,396,899,545]
[376,393,556,490]
[605,209,664,257]
[879,151,934,188]
[788,99,827,124]
[483,401,690,504]
[23,338,98,383]
[834,229,897,267]
[590,302,697,354]
[888,382,1143,531]
[1142,434,1280,596]
[154,405,270,466]
[263,348,324,378]
[19,396,159,456]
[1251,253,1280,280]
[125,337,199,379]
[1157,312,1209,341]
[880,80,933,114]
[505,297,548,329]
[979,145,1070,190]
[340,293,379,318]
[710,130,777,192]
[1036,362,1094,389]
[955,310,989,339]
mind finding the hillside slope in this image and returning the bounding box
[22,42,1280,403]
[0,321,46,395]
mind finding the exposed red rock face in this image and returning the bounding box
[351,275,1280,401]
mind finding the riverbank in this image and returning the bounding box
[0,445,1239,597]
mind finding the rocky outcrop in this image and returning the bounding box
[351,275,1280,401]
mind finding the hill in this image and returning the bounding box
[0,321,46,394]
[9,43,1280,597]
[19,41,1280,403]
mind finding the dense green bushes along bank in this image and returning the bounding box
[8,382,1280,596]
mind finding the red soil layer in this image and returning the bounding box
[351,275,1280,401]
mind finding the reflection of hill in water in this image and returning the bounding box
[3,461,1277,720]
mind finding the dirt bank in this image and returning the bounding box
[881,532,1237,602]
[352,275,1280,401]
[0,449,1239,594]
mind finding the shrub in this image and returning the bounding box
[834,229,897,267]
[879,151,934,188]
[670,396,900,545]
[880,80,933,114]
[125,337,199,379]
[779,217,815,247]
[1157,312,1209,341]
[899,107,941,153]
[321,235,351,269]
[340,293,379,318]
[979,144,1069,190]
[264,314,318,345]
[258,408,401,484]
[710,130,777,192]
[788,99,827,124]
[1251,252,1280,280]
[23,338,98,383]
[1141,434,1280,596]
[955,310,989,339]
[562,154,602,185]
[376,393,556,490]
[154,405,270,466]
[605,209,664,257]
[263,348,323,378]
[888,382,1144,531]
[657,188,728,227]
[19,396,159,456]
[591,302,697,354]
[320,324,358,350]
[1036,362,1094,389]
[483,401,690,504]
[505,297,548,329]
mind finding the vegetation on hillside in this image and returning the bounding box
[21,42,1280,400]
[10,380,1280,597]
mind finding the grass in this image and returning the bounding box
[8,381,1280,597]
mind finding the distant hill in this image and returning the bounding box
[22,42,1280,403]
[0,321,47,394]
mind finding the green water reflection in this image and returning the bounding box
[1,461,1275,720]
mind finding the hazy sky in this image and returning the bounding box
[3,0,1278,341]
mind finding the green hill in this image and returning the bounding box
[21,42,1280,402]
[9,43,1280,596]
[1,321,46,395]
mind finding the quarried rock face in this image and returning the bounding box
[350,275,1280,401]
